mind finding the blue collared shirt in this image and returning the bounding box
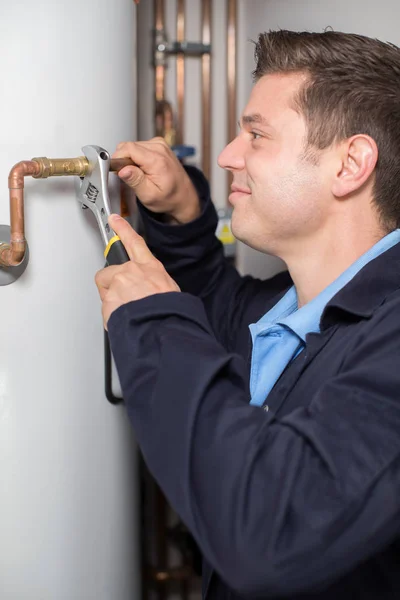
[249,230,400,407]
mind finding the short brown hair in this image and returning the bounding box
[253,30,400,230]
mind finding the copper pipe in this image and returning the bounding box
[154,0,165,103]
[155,486,168,600]
[154,0,163,31]
[0,155,135,268]
[0,161,40,267]
[155,65,166,103]
[227,0,237,196]
[201,0,212,180]
[155,99,176,145]
[176,0,185,145]
[148,565,193,582]
[154,0,177,146]
[110,158,136,172]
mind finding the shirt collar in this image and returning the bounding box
[322,231,400,328]
[250,229,400,341]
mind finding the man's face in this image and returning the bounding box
[218,73,332,258]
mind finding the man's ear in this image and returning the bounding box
[332,134,378,197]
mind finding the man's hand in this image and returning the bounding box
[113,139,201,224]
[95,214,180,329]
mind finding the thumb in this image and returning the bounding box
[118,165,145,189]
[108,214,155,264]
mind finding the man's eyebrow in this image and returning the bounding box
[239,114,272,127]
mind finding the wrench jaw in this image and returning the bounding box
[76,145,116,247]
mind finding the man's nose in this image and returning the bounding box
[217,136,245,171]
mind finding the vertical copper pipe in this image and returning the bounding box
[155,66,165,102]
[227,0,237,196]
[155,485,168,600]
[176,0,185,145]
[153,5,169,600]
[154,0,163,29]
[154,0,165,102]
[201,0,212,181]
[0,161,40,267]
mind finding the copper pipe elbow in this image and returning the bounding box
[0,161,40,267]
[8,160,40,190]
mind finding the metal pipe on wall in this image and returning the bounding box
[0,156,133,268]
[1,161,41,266]
[148,7,214,597]
[154,0,166,102]
[201,0,212,180]
[153,0,211,178]
[176,0,186,146]
[227,0,237,195]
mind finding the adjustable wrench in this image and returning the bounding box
[76,144,132,266]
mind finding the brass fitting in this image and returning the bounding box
[32,156,89,179]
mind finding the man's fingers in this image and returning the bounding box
[117,165,145,187]
[95,264,120,294]
[112,141,157,169]
[108,215,155,264]
[112,139,170,167]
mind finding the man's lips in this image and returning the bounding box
[230,185,251,194]
[229,185,251,204]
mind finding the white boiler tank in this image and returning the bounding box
[0,1,140,598]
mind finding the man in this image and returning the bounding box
[95,31,400,598]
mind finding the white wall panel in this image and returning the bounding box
[0,1,139,599]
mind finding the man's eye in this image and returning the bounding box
[250,131,262,140]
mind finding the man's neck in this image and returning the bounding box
[284,223,386,308]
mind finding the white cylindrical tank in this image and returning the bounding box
[0,2,140,599]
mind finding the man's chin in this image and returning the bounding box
[230,223,281,258]
[230,210,250,243]
[229,218,241,243]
